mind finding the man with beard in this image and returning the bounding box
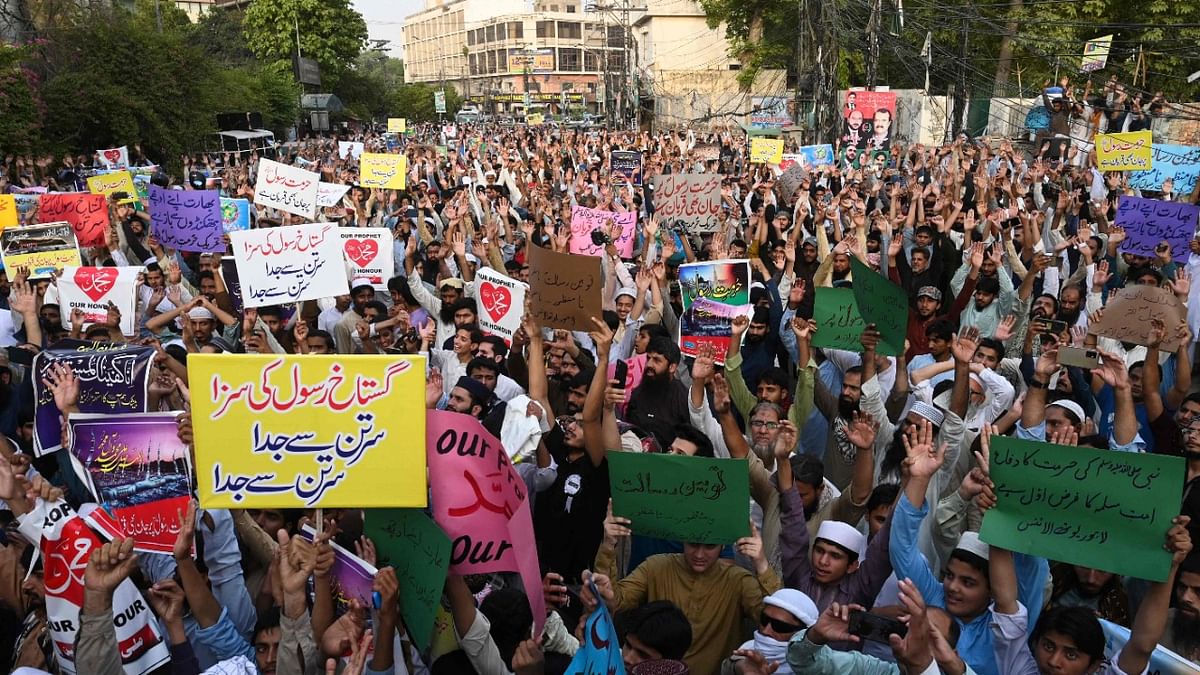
[1057,284,1086,327]
[535,318,613,585]
[1162,553,1200,664]
[624,336,689,449]
[332,279,375,353]
[1047,564,1130,627]
[951,245,1014,339]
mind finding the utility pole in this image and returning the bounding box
[951,15,967,137]
[813,0,840,143]
[993,0,1024,93]
[865,0,881,88]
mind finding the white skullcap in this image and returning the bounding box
[1047,399,1086,424]
[615,287,637,301]
[955,531,990,561]
[816,520,866,560]
[465,253,480,264]
[909,400,945,428]
[350,277,374,290]
[187,306,214,321]
[763,588,819,627]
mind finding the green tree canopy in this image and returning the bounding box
[243,0,368,86]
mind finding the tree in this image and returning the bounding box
[388,83,463,122]
[0,43,42,155]
[243,0,368,86]
[188,7,257,67]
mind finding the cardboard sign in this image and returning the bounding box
[611,150,643,186]
[317,182,352,208]
[750,138,784,164]
[67,412,191,554]
[425,410,546,635]
[220,197,251,232]
[608,452,751,543]
[364,509,452,651]
[253,159,319,219]
[16,499,171,675]
[97,145,130,168]
[360,153,407,190]
[338,227,390,288]
[678,259,752,364]
[651,173,724,232]
[776,165,808,202]
[849,256,907,356]
[230,223,350,308]
[812,287,866,352]
[86,171,138,203]
[569,205,636,257]
[33,340,154,456]
[527,112,544,126]
[980,435,1183,582]
[57,266,141,336]
[1090,284,1187,351]
[527,244,602,331]
[1130,144,1200,195]
[188,354,428,508]
[39,193,110,247]
[474,266,527,345]
[1095,131,1153,171]
[148,186,224,253]
[387,118,407,133]
[0,222,81,279]
[1114,195,1199,263]
[694,144,720,161]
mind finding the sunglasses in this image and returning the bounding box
[760,612,804,634]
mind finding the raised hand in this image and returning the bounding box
[773,420,798,459]
[691,343,716,382]
[735,520,768,574]
[42,362,80,412]
[845,411,880,449]
[902,418,946,479]
[1172,268,1191,297]
[173,499,197,561]
[951,325,980,364]
[85,537,139,597]
[994,315,1017,343]
[602,499,632,549]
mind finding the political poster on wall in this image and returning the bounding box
[841,89,896,151]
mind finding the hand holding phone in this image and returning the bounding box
[849,609,908,644]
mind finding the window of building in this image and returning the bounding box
[559,47,581,71]
[469,53,479,74]
[536,21,555,38]
[487,51,497,73]
[566,4,576,11]
[485,24,495,42]
[607,25,623,47]
[510,22,524,38]
[497,23,507,40]
[498,50,507,70]
[467,30,476,45]
[584,51,599,71]
[550,5,559,11]
[558,21,581,38]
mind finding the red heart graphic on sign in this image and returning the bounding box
[479,281,511,322]
[74,267,118,302]
[102,149,122,164]
[343,238,379,268]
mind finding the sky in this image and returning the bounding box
[353,0,421,58]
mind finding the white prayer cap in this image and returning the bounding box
[816,520,866,560]
[350,277,374,291]
[615,287,637,301]
[1047,399,1086,424]
[909,400,945,428]
[187,306,214,321]
[955,531,991,561]
[763,588,819,627]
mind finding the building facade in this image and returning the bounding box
[402,0,629,116]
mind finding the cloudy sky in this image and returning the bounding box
[353,0,420,57]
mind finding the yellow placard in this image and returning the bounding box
[188,354,428,509]
[359,153,408,190]
[750,138,784,164]
[1095,131,1154,172]
[388,117,407,133]
[0,196,16,229]
[526,113,545,126]
[4,248,83,278]
[87,171,138,203]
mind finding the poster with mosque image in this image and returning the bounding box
[677,259,752,365]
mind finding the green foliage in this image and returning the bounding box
[188,7,257,66]
[0,43,42,155]
[389,83,463,123]
[243,0,368,86]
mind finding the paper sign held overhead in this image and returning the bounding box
[0,221,82,278]
[188,354,428,509]
[230,223,350,308]
[651,173,724,232]
[527,244,602,331]
[253,158,319,219]
[148,185,225,253]
[569,205,636,257]
[360,153,407,190]
[677,259,751,364]
[474,266,527,345]
[608,452,751,544]
[338,227,390,288]
[57,266,141,336]
[1114,195,1199,263]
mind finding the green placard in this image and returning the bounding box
[811,287,866,352]
[979,436,1184,582]
[608,453,750,544]
[850,256,907,356]
[363,509,452,651]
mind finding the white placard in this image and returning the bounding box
[338,227,391,288]
[475,266,527,345]
[317,181,352,208]
[338,141,364,159]
[252,158,319,219]
[57,266,142,335]
[231,223,350,308]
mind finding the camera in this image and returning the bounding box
[590,229,612,246]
